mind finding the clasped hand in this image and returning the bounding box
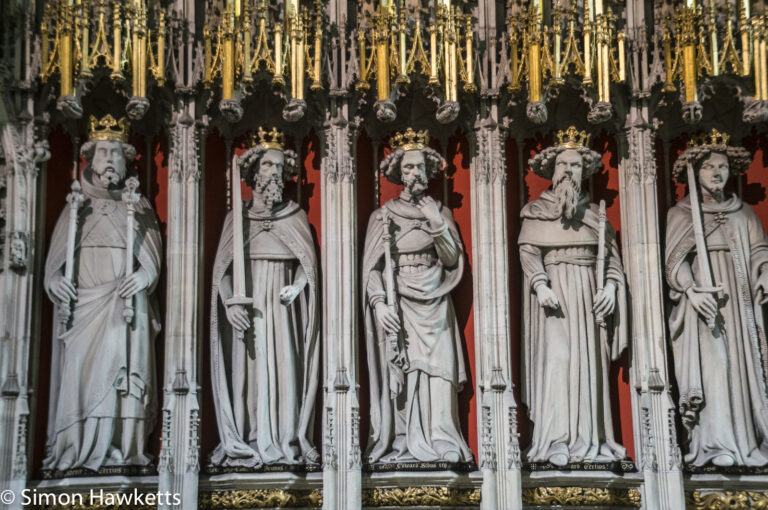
[375,301,400,336]
[686,287,719,323]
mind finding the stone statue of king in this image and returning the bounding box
[43,115,162,472]
[666,129,768,467]
[518,126,627,467]
[362,128,473,465]
[209,127,320,468]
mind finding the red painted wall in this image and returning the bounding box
[507,132,636,461]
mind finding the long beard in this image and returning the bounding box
[257,177,284,208]
[554,176,581,220]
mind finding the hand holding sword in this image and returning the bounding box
[686,162,723,330]
[224,154,254,350]
[58,179,85,329]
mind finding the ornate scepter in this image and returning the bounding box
[60,179,85,329]
[686,163,723,331]
[122,177,140,324]
[380,206,406,399]
[595,199,607,327]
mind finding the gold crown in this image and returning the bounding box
[251,127,285,151]
[88,114,129,143]
[556,126,590,150]
[690,128,731,148]
[390,128,429,152]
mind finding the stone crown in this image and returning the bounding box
[252,127,286,151]
[556,125,590,150]
[390,127,429,152]
[88,114,129,143]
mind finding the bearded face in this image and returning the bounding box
[90,141,127,189]
[552,149,584,220]
[254,149,286,208]
[400,150,428,199]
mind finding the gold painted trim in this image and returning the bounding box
[198,489,322,509]
[361,487,481,507]
[522,487,641,507]
[686,491,768,510]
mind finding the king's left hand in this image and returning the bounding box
[593,281,617,318]
[756,271,768,305]
[119,268,151,299]
[416,196,444,229]
[280,284,301,306]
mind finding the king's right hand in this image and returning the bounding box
[535,283,560,310]
[375,301,400,336]
[685,287,718,323]
[225,304,251,332]
[51,274,77,304]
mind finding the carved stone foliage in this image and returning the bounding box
[686,491,768,510]
[361,487,481,507]
[199,489,323,509]
[521,487,642,507]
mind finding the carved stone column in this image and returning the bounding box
[157,3,203,508]
[621,2,686,508]
[0,6,50,509]
[320,100,362,510]
[470,106,522,510]
[619,106,686,510]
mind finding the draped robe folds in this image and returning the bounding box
[518,191,627,464]
[43,171,162,472]
[209,201,320,467]
[665,194,768,466]
[362,198,473,464]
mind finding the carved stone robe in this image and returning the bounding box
[210,200,320,467]
[43,171,162,471]
[519,191,627,464]
[362,197,473,464]
[666,194,768,466]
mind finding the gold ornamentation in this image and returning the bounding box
[686,491,768,510]
[690,128,731,148]
[389,128,429,152]
[198,489,322,509]
[361,487,481,507]
[522,487,641,507]
[88,114,129,143]
[556,126,591,150]
[252,127,286,151]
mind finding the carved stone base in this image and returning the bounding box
[283,98,308,122]
[55,94,84,119]
[364,461,478,473]
[524,460,637,473]
[436,101,460,124]
[681,100,703,124]
[204,463,322,475]
[526,101,548,124]
[587,101,613,124]
[126,96,151,120]
[40,465,157,480]
[742,98,768,124]
[220,98,245,123]
[374,99,397,123]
